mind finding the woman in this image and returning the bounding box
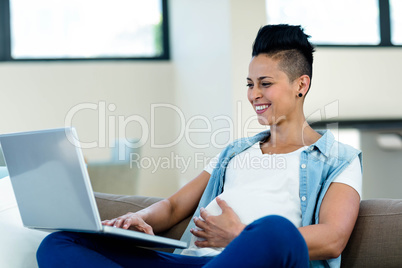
[37,24,362,268]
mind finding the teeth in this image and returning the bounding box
[255,105,269,111]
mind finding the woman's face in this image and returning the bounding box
[247,54,301,126]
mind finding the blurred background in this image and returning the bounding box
[0,0,401,199]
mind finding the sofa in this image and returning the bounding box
[95,192,402,268]
[0,174,401,267]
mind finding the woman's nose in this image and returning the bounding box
[250,86,262,100]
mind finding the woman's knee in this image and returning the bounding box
[37,232,78,265]
[246,215,295,232]
[37,233,58,265]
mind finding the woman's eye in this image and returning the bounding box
[246,83,253,88]
[262,83,271,87]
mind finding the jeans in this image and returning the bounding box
[37,215,309,267]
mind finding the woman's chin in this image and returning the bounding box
[257,117,271,126]
[256,116,286,126]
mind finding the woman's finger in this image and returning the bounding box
[137,223,154,235]
[123,216,141,229]
[199,208,211,221]
[114,218,127,228]
[193,217,208,230]
[194,239,215,248]
[101,219,116,226]
[216,197,231,213]
[101,214,154,235]
[190,228,208,239]
[123,218,132,229]
[141,223,155,235]
[122,217,155,235]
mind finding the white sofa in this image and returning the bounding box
[0,175,49,268]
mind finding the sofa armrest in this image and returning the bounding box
[341,199,402,268]
[94,192,191,241]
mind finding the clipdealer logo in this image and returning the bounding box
[64,99,342,170]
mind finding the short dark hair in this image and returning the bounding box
[252,24,315,89]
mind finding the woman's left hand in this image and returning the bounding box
[191,197,246,248]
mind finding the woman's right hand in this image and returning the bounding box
[101,171,211,236]
[101,212,154,235]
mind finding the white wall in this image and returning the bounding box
[306,48,402,121]
[0,61,179,197]
[169,0,270,186]
[230,0,269,139]
[169,0,233,186]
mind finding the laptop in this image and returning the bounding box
[0,127,187,249]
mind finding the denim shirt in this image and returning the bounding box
[175,130,362,268]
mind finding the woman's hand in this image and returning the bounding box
[191,197,246,248]
[102,212,154,235]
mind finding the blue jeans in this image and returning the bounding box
[37,215,309,267]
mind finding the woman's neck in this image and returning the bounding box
[261,117,321,154]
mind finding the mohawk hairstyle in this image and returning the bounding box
[252,24,315,89]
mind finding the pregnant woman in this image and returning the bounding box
[37,24,362,268]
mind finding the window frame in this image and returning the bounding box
[0,0,170,61]
[266,0,401,48]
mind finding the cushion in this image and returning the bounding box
[0,176,49,268]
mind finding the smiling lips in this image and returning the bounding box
[255,104,270,114]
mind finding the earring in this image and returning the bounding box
[298,93,303,97]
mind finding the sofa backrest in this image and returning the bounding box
[341,199,402,268]
[94,193,402,263]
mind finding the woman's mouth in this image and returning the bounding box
[255,104,270,114]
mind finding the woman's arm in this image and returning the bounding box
[298,182,360,260]
[102,170,211,234]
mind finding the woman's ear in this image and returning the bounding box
[296,75,310,97]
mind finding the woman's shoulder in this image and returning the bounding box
[317,130,361,163]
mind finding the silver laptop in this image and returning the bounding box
[0,127,187,249]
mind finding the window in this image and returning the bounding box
[0,0,169,61]
[390,0,402,44]
[265,0,401,46]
